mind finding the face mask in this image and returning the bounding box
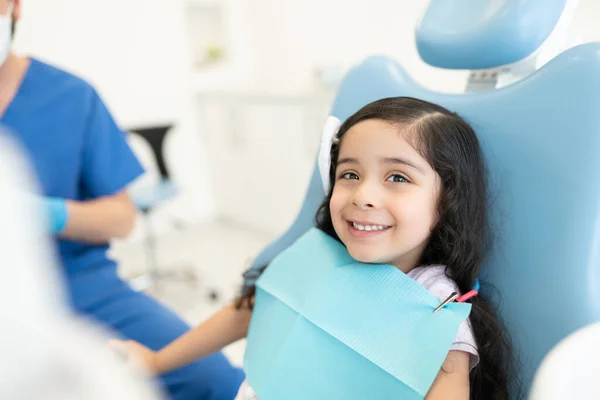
[0,2,13,66]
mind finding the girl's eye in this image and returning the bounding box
[387,174,408,183]
[340,172,359,180]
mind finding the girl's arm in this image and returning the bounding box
[425,351,471,400]
[111,302,252,375]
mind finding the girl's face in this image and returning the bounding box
[329,119,441,272]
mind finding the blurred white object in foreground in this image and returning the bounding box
[530,321,600,400]
[0,133,162,400]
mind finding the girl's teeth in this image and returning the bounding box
[352,222,389,231]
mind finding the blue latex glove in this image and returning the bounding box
[38,197,69,234]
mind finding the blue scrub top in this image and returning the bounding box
[1,58,144,277]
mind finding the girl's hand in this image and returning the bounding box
[109,339,160,375]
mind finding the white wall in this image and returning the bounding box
[572,0,600,41]
[242,0,469,93]
[12,0,217,231]
[13,0,600,112]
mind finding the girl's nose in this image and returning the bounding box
[351,182,380,209]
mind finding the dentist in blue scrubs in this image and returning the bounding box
[0,1,244,398]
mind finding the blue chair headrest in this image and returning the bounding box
[416,0,567,69]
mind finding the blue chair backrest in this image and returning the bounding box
[249,0,600,393]
[250,44,600,392]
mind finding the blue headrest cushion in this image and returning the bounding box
[416,0,567,69]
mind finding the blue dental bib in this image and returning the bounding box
[244,228,471,399]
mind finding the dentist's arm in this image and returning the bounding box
[43,190,137,244]
[61,190,137,243]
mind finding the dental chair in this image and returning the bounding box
[244,0,600,396]
[127,124,182,292]
[127,125,221,301]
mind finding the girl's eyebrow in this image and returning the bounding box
[381,157,425,173]
[337,156,425,174]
